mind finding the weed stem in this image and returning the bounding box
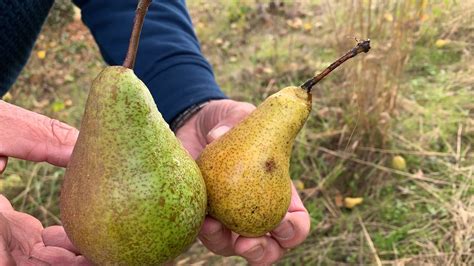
[301,39,371,92]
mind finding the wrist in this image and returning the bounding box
[169,101,210,132]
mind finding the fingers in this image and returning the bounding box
[206,125,231,143]
[0,156,7,174]
[0,196,13,211]
[43,119,79,167]
[29,243,92,266]
[198,216,237,256]
[0,101,78,167]
[271,212,310,249]
[42,226,80,254]
[234,236,285,266]
[271,184,310,249]
[273,184,310,247]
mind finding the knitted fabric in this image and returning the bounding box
[0,0,54,95]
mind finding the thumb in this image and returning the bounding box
[0,101,78,167]
[206,103,255,143]
[207,125,231,143]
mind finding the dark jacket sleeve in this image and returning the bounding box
[0,0,54,96]
[73,0,227,123]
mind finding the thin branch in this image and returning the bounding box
[301,39,371,92]
[358,215,382,266]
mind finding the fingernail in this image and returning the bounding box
[208,126,230,141]
[272,220,294,240]
[243,245,264,261]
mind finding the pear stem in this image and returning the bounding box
[123,0,152,69]
[300,39,371,92]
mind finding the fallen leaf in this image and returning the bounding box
[73,6,82,21]
[263,67,273,74]
[344,197,363,209]
[435,39,451,48]
[293,179,305,191]
[52,101,66,113]
[383,13,394,22]
[37,50,46,60]
[64,99,73,107]
[286,18,303,29]
[303,22,312,31]
[33,98,50,108]
[1,92,12,102]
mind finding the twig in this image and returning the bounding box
[27,195,62,225]
[358,215,382,266]
[456,123,462,167]
[318,147,453,185]
[300,39,371,92]
[123,0,152,69]
[356,146,472,158]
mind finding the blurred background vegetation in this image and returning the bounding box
[1,0,473,265]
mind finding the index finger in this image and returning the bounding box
[0,101,78,167]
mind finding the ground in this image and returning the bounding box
[2,0,473,265]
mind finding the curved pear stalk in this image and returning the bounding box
[60,1,207,264]
[197,39,371,237]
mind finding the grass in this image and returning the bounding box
[1,0,473,265]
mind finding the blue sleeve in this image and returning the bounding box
[72,0,227,123]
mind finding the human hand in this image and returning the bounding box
[0,101,79,173]
[176,99,311,265]
[0,195,91,265]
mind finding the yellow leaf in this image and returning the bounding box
[263,67,273,74]
[391,155,407,171]
[286,18,303,29]
[73,6,81,21]
[303,22,312,31]
[51,101,66,113]
[420,14,429,22]
[344,197,363,209]
[293,179,305,191]
[5,174,23,187]
[2,92,12,102]
[37,50,46,59]
[0,174,24,192]
[214,38,223,46]
[435,39,451,48]
[383,13,393,22]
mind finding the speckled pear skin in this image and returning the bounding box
[60,66,207,265]
[197,86,311,237]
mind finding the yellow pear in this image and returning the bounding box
[197,40,371,237]
[197,87,311,236]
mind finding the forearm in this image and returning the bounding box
[73,0,227,124]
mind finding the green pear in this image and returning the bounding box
[60,1,207,264]
[60,67,206,265]
[197,40,371,237]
